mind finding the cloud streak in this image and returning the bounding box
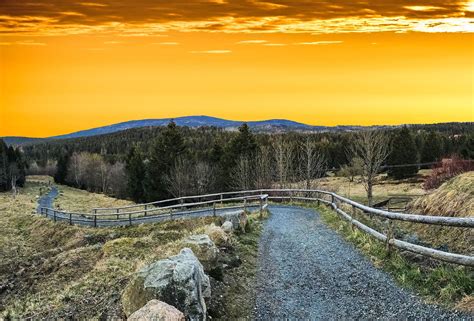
[189,50,231,54]
[0,0,472,35]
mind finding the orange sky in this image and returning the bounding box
[1,1,473,137]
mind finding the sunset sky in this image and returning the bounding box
[1,0,473,137]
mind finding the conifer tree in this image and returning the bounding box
[421,131,443,163]
[54,151,70,184]
[0,140,9,191]
[146,121,186,200]
[388,126,418,179]
[125,145,147,202]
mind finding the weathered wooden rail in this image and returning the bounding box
[39,189,473,266]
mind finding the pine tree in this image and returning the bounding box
[125,145,147,202]
[0,140,9,191]
[388,126,419,179]
[421,131,443,163]
[54,151,70,184]
[146,121,186,200]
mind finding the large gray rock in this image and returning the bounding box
[220,210,248,233]
[128,299,185,321]
[182,235,218,271]
[122,248,211,320]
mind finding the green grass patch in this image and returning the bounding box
[315,204,473,309]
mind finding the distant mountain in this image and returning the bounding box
[3,116,469,147]
[48,116,322,140]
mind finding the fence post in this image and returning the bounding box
[145,205,148,216]
[259,197,263,218]
[117,208,120,219]
[129,213,132,226]
[386,219,395,254]
[213,202,216,217]
[244,198,247,212]
[331,194,335,206]
[351,205,356,231]
[180,198,184,211]
[94,214,97,227]
[220,194,223,205]
[69,212,72,225]
[53,210,57,222]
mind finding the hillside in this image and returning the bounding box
[407,172,473,254]
[0,177,263,319]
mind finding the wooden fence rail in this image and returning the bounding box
[39,189,473,267]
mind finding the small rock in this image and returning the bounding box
[128,299,185,321]
[222,221,233,233]
[182,234,219,272]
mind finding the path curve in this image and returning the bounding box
[37,186,59,213]
[253,205,470,319]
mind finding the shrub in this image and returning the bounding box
[423,156,473,190]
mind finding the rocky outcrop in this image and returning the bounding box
[128,299,185,321]
[122,248,211,320]
[182,235,219,272]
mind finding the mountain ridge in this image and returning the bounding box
[2,116,471,146]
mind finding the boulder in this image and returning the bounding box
[122,248,211,320]
[221,210,248,232]
[221,221,233,234]
[182,234,219,271]
[205,224,229,246]
[128,300,185,321]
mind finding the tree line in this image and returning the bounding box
[9,122,474,205]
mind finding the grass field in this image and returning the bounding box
[0,176,263,319]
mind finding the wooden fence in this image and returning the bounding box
[39,189,473,267]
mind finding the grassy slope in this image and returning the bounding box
[1,177,259,319]
[315,205,473,313]
[303,170,430,205]
[406,171,473,254]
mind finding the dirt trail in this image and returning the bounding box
[253,205,470,319]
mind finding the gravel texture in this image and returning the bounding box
[253,205,471,320]
[36,186,58,213]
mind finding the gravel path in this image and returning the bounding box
[36,186,58,213]
[253,205,471,320]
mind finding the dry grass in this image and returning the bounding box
[0,176,223,319]
[55,184,134,213]
[406,171,473,254]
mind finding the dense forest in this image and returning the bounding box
[9,122,474,202]
[0,140,27,193]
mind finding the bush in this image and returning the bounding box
[423,156,473,190]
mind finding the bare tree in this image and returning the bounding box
[108,162,127,198]
[298,137,327,190]
[273,137,294,188]
[254,145,273,189]
[167,157,192,197]
[194,161,214,195]
[68,152,83,186]
[349,130,390,206]
[232,156,253,190]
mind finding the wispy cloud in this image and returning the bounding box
[263,43,286,46]
[153,42,179,45]
[16,40,46,46]
[237,39,267,44]
[104,40,122,44]
[189,50,231,54]
[295,41,343,45]
[79,2,108,7]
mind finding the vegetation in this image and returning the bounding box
[0,139,27,193]
[0,177,265,319]
[388,126,419,179]
[407,172,473,254]
[315,205,473,311]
